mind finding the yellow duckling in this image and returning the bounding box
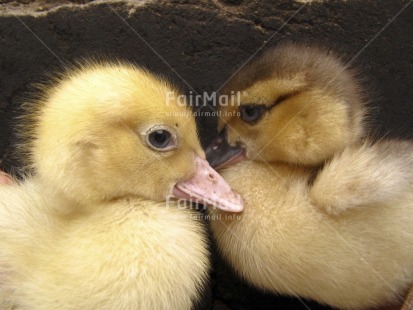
[0,63,243,309]
[206,43,413,309]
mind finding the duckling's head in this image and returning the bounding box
[24,63,243,211]
[207,43,367,168]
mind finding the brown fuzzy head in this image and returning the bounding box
[217,43,367,167]
[25,63,204,205]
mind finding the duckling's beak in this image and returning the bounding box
[172,156,244,213]
[205,128,246,170]
[0,171,13,185]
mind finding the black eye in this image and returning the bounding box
[145,127,177,151]
[149,130,171,147]
[239,105,266,124]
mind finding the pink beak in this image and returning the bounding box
[172,156,244,213]
[0,171,13,185]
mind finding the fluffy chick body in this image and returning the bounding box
[209,43,413,309]
[0,181,207,309]
[0,63,209,309]
[211,141,413,309]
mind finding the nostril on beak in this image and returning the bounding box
[208,172,218,184]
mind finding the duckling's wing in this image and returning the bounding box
[311,140,413,215]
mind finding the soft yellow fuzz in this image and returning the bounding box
[210,43,413,309]
[0,63,209,309]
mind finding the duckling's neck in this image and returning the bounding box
[261,159,318,174]
[34,177,150,219]
[31,176,101,217]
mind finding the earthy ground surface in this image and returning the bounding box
[0,0,412,309]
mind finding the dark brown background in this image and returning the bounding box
[0,0,412,309]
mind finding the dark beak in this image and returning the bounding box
[205,128,246,170]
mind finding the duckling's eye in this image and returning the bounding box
[239,105,266,124]
[145,127,177,152]
[149,130,171,147]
